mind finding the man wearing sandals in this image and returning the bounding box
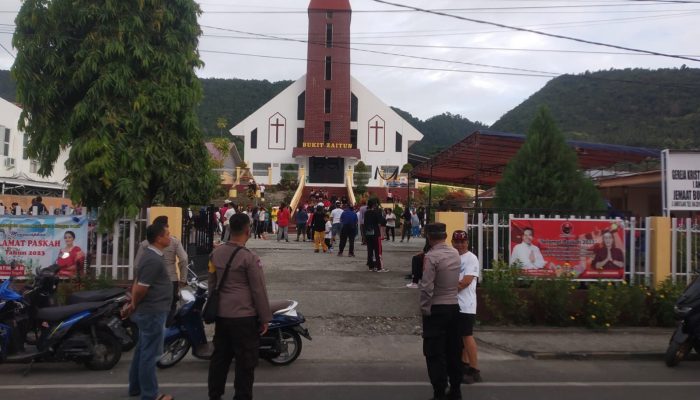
[122,223,175,400]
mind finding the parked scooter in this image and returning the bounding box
[157,269,311,368]
[0,264,130,371]
[664,271,700,367]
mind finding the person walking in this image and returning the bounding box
[451,230,482,384]
[420,223,463,400]
[207,213,272,400]
[330,201,344,244]
[385,208,396,242]
[122,222,175,400]
[312,205,328,253]
[222,204,237,242]
[256,207,266,239]
[411,209,421,238]
[364,199,387,272]
[324,214,334,254]
[277,203,290,242]
[400,206,412,242]
[358,203,367,245]
[133,216,188,326]
[338,203,358,257]
[295,206,308,242]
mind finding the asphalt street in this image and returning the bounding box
[1,358,699,400]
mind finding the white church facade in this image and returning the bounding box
[230,0,423,187]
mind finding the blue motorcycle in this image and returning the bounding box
[0,264,130,370]
[157,269,311,368]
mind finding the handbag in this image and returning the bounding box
[202,246,244,324]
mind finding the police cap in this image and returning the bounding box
[424,223,447,236]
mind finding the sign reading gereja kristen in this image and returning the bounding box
[0,215,88,278]
[510,218,626,280]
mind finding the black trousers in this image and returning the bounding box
[366,235,381,269]
[423,304,463,398]
[385,226,395,241]
[411,254,425,284]
[208,316,260,400]
[339,225,356,255]
[401,223,412,241]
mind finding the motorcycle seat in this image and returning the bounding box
[36,301,108,321]
[270,300,295,315]
[67,288,126,304]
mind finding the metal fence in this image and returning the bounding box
[671,217,700,285]
[465,212,657,285]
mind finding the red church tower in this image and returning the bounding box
[302,0,353,148]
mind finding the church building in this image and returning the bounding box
[230,0,423,187]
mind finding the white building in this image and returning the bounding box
[0,96,69,198]
[230,0,423,187]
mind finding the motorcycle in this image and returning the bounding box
[157,269,312,368]
[664,270,700,367]
[0,264,130,371]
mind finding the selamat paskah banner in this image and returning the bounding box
[509,218,626,280]
[0,215,88,278]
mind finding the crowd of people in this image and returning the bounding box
[0,196,82,216]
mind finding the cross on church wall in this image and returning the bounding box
[271,118,285,142]
[370,120,384,146]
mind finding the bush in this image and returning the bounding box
[530,276,577,326]
[481,260,528,324]
[651,278,686,327]
[584,282,620,328]
[614,282,650,326]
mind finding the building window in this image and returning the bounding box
[381,165,399,176]
[350,129,358,149]
[252,163,271,177]
[251,128,257,149]
[326,11,333,19]
[23,133,29,160]
[2,126,9,156]
[324,121,331,143]
[324,89,331,114]
[297,91,305,120]
[30,160,39,174]
[281,163,299,181]
[351,93,358,122]
[395,132,403,153]
[326,24,333,48]
[297,128,304,148]
[325,57,332,81]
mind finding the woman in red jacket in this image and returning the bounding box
[277,203,291,242]
[56,230,85,278]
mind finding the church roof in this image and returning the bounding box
[309,0,351,11]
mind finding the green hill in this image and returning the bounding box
[490,68,700,149]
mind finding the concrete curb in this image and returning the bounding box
[516,350,665,361]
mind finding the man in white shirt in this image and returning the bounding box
[330,201,344,243]
[222,203,237,242]
[452,230,482,384]
[510,227,546,269]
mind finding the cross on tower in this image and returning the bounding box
[271,118,285,142]
[370,120,384,146]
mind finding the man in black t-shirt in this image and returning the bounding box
[364,199,387,272]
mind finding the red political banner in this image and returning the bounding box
[509,218,626,280]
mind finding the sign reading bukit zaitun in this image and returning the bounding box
[662,150,700,215]
[301,142,353,149]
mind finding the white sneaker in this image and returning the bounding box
[406,282,418,288]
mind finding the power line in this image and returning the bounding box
[201,25,561,76]
[372,0,700,63]
[0,41,14,59]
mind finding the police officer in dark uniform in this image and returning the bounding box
[420,223,463,400]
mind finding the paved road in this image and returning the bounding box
[2,358,699,400]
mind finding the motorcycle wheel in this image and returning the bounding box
[157,337,191,369]
[664,340,691,367]
[85,330,122,370]
[265,329,302,366]
[121,320,138,352]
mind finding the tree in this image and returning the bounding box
[353,161,370,195]
[216,116,228,137]
[13,0,218,227]
[495,107,603,212]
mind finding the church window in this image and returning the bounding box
[281,163,299,180]
[297,128,304,148]
[350,129,357,149]
[325,57,332,80]
[251,128,258,149]
[325,89,332,113]
[2,126,9,156]
[297,92,305,120]
[326,11,333,19]
[351,93,358,122]
[23,133,29,160]
[324,121,331,143]
[381,165,399,177]
[395,132,403,153]
[326,24,333,48]
[252,163,271,177]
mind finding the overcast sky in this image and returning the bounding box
[1,0,699,125]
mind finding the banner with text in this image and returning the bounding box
[662,150,700,214]
[0,215,88,278]
[510,218,626,280]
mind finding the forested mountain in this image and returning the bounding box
[491,68,700,149]
[392,108,488,155]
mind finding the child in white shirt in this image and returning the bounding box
[324,216,333,253]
